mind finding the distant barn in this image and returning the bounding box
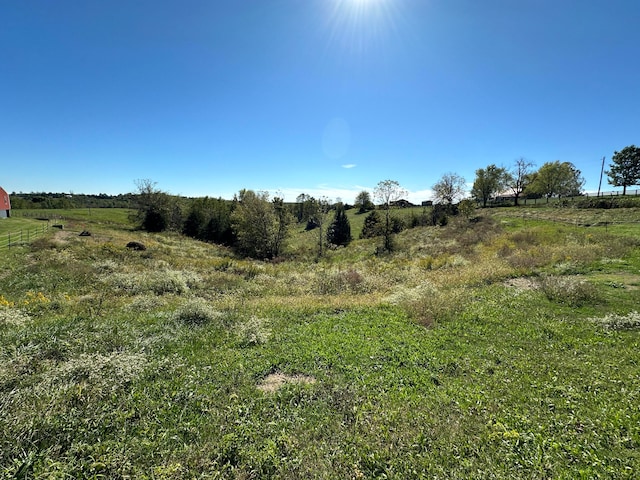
[0,187,11,218]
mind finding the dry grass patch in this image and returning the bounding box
[503,277,539,291]
[257,372,316,393]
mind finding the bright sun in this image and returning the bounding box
[326,0,397,55]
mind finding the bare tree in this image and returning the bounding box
[312,196,331,258]
[374,180,407,253]
[506,158,534,206]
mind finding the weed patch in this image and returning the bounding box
[589,311,640,330]
[172,298,223,326]
[539,275,601,307]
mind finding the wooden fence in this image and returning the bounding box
[0,224,50,251]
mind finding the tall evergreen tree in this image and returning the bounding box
[360,210,383,239]
[327,203,352,247]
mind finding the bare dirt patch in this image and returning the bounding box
[257,372,316,393]
[53,230,76,243]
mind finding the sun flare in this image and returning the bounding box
[326,0,398,55]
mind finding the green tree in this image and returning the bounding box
[432,173,466,205]
[374,180,407,253]
[354,190,374,213]
[327,203,352,247]
[471,164,509,207]
[607,145,640,195]
[183,197,235,245]
[295,193,317,224]
[132,179,172,232]
[231,190,291,259]
[183,199,207,238]
[360,210,383,239]
[526,161,584,201]
[205,198,235,245]
[458,199,476,219]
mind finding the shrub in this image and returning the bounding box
[236,316,271,346]
[173,298,223,326]
[385,283,469,327]
[539,276,600,307]
[316,268,368,295]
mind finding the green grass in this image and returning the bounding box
[1,206,640,478]
[0,216,49,236]
[13,208,135,228]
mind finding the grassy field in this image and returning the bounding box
[0,216,50,236]
[1,205,640,478]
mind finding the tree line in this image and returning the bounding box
[132,177,465,259]
[9,192,135,209]
[133,180,355,260]
[12,145,640,259]
[468,145,640,207]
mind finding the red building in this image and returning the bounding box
[0,187,11,218]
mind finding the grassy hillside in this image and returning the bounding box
[1,206,640,478]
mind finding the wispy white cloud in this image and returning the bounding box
[341,164,357,169]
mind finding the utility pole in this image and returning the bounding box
[597,156,605,197]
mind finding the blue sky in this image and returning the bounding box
[2,0,639,203]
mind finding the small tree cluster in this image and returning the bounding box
[182,197,235,245]
[231,190,291,260]
[468,158,586,207]
[525,161,584,200]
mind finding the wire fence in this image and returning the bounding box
[584,189,640,197]
[491,189,640,206]
[0,223,51,251]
